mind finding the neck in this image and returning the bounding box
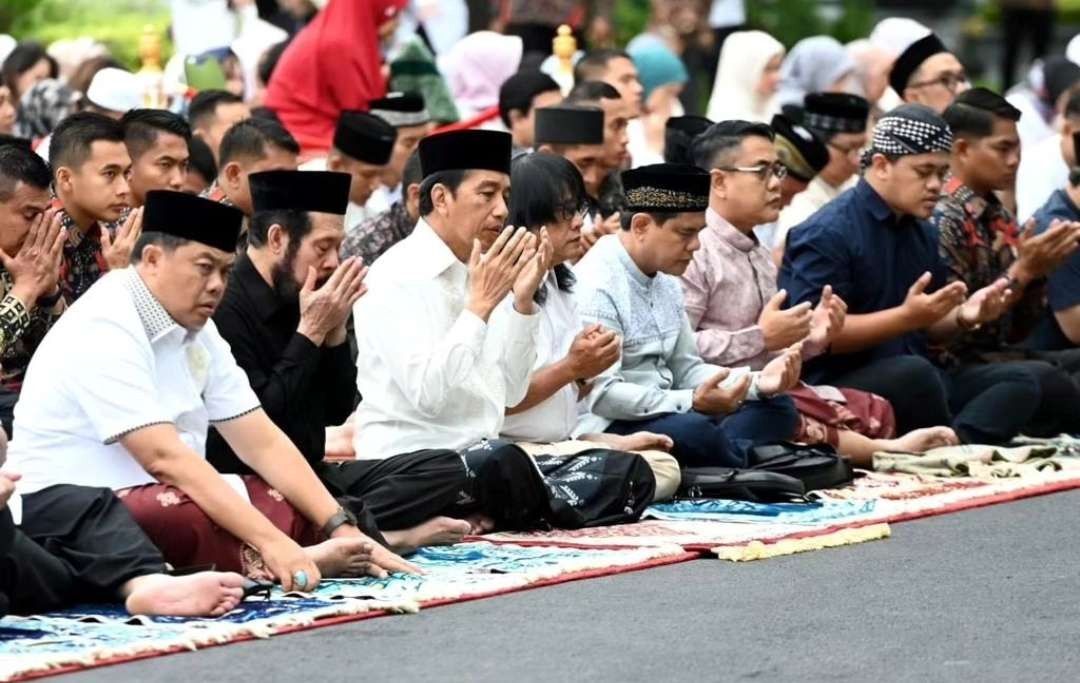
[1066,183,1080,211]
[819,164,850,189]
[617,230,656,276]
[949,162,991,197]
[425,214,471,263]
[709,202,756,234]
[247,247,277,288]
[58,197,98,232]
[864,174,905,218]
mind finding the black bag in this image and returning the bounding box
[534,448,656,528]
[749,442,855,492]
[677,467,807,503]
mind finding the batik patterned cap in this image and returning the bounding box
[622,163,711,212]
[861,103,953,168]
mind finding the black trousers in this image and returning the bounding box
[1,486,165,615]
[822,354,1078,444]
[317,444,549,534]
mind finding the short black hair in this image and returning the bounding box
[188,89,244,130]
[122,108,192,161]
[498,71,561,127]
[250,106,282,124]
[187,136,217,183]
[257,39,292,87]
[218,117,299,167]
[248,208,312,248]
[49,111,125,173]
[942,88,1021,139]
[2,42,58,97]
[619,210,679,231]
[418,169,468,217]
[692,120,774,170]
[402,150,423,188]
[566,80,621,106]
[0,143,52,201]
[573,49,631,84]
[509,152,584,302]
[130,232,190,264]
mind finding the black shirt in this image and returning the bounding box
[206,254,357,473]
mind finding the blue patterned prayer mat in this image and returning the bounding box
[0,542,691,681]
[644,498,877,525]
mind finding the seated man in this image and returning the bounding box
[183,137,217,195]
[322,110,397,230]
[500,152,680,500]
[205,117,299,245]
[890,33,969,114]
[682,120,955,464]
[1017,89,1080,223]
[209,169,505,548]
[499,72,563,155]
[933,88,1080,434]
[664,115,713,166]
[366,93,435,214]
[0,469,248,617]
[1028,167,1080,349]
[0,145,66,435]
[340,151,422,265]
[188,89,250,164]
[121,108,192,207]
[774,93,870,263]
[50,112,139,302]
[535,106,609,213]
[769,113,829,209]
[7,190,413,592]
[573,163,801,468]
[779,104,1046,445]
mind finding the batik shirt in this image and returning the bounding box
[339,201,415,266]
[0,268,65,392]
[56,206,119,304]
[931,176,1046,365]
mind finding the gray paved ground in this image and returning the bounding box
[62,490,1080,682]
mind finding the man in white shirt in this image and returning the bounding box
[323,110,397,231]
[365,93,435,215]
[8,190,413,593]
[1017,89,1080,222]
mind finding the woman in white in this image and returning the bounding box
[705,30,784,123]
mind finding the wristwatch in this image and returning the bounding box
[321,506,358,538]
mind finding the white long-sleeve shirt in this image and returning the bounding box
[351,218,539,459]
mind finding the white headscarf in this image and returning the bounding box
[706,30,784,123]
[441,31,523,118]
[775,36,856,108]
[868,18,930,57]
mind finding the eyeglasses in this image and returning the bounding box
[907,71,969,93]
[716,162,788,182]
[555,201,589,222]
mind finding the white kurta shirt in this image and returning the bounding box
[7,268,260,507]
[1017,133,1069,223]
[352,219,540,459]
[499,273,581,443]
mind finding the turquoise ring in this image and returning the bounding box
[293,570,309,589]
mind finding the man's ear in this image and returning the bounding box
[431,182,451,216]
[537,144,554,155]
[709,168,726,198]
[223,161,242,188]
[952,136,969,161]
[629,212,652,237]
[54,167,72,193]
[508,108,526,128]
[266,223,288,254]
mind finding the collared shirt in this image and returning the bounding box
[499,272,582,443]
[681,208,772,369]
[1016,133,1068,222]
[7,268,260,495]
[339,201,416,266]
[1029,188,1080,349]
[0,267,65,394]
[56,206,112,303]
[778,179,948,383]
[932,176,1045,365]
[775,175,856,251]
[351,218,539,459]
[207,253,356,472]
[573,234,739,434]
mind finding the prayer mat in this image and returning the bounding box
[480,460,1080,556]
[0,542,694,682]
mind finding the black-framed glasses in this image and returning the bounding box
[716,161,787,182]
[555,201,589,222]
[908,71,968,93]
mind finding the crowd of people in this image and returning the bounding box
[0,0,1079,621]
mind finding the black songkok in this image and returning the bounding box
[249,170,351,215]
[889,33,948,95]
[418,129,512,178]
[622,163,711,213]
[143,190,244,253]
[333,110,397,165]
[534,106,605,146]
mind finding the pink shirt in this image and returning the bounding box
[680,208,777,370]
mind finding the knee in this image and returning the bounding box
[997,364,1043,402]
[636,450,681,502]
[758,394,800,437]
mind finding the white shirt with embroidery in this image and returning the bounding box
[351,219,540,459]
[7,268,260,502]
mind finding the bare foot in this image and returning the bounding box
[583,431,674,452]
[304,537,374,578]
[384,516,472,555]
[883,427,960,454]
[465,514,495,535]
[124,572,246,617]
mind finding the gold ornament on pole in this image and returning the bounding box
[137,25,167,108]
[551,24,577,95]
